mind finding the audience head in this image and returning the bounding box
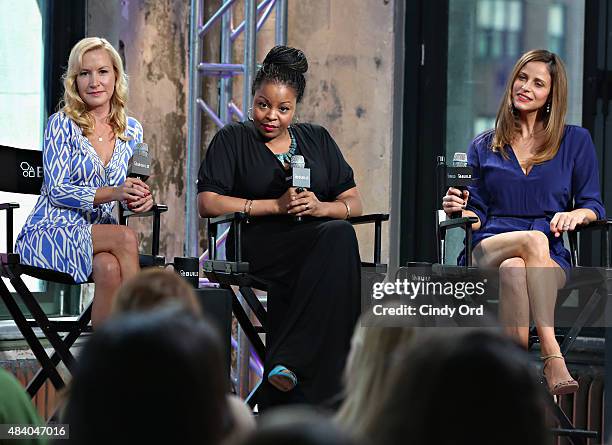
[364,329,548,445]
[335,309,414,437]
[61,306,229,445]
[236,406,359,445]
[62,37,129,139]
[112,268,201,316]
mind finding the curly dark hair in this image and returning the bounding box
[251,45,309,102]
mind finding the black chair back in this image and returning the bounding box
[0,145,43,195]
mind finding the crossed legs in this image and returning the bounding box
[472,230,574,391]
[91,225,140,327]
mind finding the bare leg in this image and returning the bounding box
[91,253,121,327]
[91,225,140,327]
[473,231,573,390]
[498,257,529,348]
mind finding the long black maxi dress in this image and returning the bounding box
[197,120,362,407]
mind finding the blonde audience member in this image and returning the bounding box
[335,309,414,438]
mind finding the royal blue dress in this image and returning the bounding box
[463,125,606,274]
[15,112,143,283]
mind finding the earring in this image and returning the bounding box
[247,107,253,121]
[546,102,551,114]
[292,114,300,125]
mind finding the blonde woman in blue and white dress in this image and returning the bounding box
[15,37,154,327]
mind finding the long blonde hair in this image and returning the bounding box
[335,309,414,438]
[492,49,568,165]
[61,37,130,141]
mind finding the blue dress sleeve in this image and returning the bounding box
[465,137,490,227]
[572,129,606,219]
[44,113,97,211]
[130,118,144,144]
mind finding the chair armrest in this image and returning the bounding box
[348,213,389,225]
[568,219,612,267]
[0,203,20,254]
[349,213,390,266]
[121,203,168,219]
[0,203,20,211]
[209,211,248,226]
[439,216,479,231]
[573,219,612,232]
[438,216,479,267]
[120,204,168,257]
[206,212,248,262]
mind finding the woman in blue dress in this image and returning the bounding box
[443,49,605,395]
[15,37,154,327]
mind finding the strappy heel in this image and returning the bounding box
[541,354,579,396]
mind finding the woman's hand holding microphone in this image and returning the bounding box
[114,177,154,213]
[442,187,469,216]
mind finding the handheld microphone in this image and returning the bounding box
[127,142,151,182]
[446,152,472,219]
[290,155,310,222]
[436,155,446,204]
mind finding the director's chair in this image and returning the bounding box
[203,211,389,406]
[0,144,167,397]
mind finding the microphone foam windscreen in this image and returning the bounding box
[291,155,305,169]
[134,142,149,156]
[452,152,467,166]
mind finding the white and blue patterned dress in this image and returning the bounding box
[15,111,143,283]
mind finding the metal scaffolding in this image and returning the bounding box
[186,0,287,256]
[186,0,288,398]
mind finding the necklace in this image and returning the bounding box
[274,127,297,165]
[98,136,103,142]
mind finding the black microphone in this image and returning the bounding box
[290,155,310,222]
[446,152,472,219]
[127,142,151,182]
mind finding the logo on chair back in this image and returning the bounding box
[20,162,43,178]
[180,270,199,277]
[1,145,45,194]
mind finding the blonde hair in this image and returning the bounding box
[335,308,414,438]
[112,269,202,317]
[61,37,130,141]
[492,49,568,165]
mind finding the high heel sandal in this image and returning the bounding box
[268,365,297,392]
[541,354,579,396]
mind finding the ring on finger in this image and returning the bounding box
[305,203,309,210]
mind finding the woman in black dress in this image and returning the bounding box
[197,46,363,407]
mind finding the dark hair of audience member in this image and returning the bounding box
[112,267,201,316]
[59,306,229,445]
[363,330,548,445]
[251,45,308,102]
[234,406,360,445]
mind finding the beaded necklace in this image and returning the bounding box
[274,127,297,165]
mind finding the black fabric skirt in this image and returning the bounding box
[229,216,361,408]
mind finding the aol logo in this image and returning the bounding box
[20,162,43,178]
